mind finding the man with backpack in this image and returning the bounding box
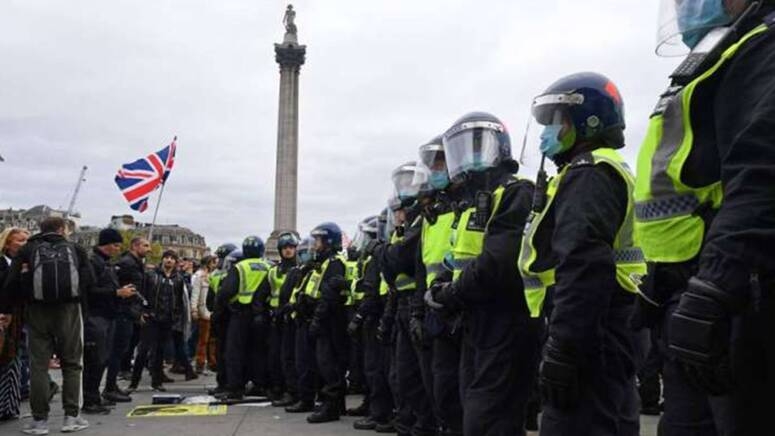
[1,217,94,434]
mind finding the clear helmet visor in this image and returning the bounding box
[443,124,504,181]
[519,103,566,177]
[392,166,421,201]
[419,143,449,190]
[656,0,737,56]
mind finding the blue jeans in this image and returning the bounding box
[105,315,134,391]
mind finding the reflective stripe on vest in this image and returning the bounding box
[304,254,348,300]
[518,148,647,318]
[634,24,769,263]
[232,258,271,304]
[268,266,285,309]
[421,211,455,287]
[350,256,372,302]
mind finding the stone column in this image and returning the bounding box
[268,29,305,260]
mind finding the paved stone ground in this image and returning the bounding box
[0,371,659,435]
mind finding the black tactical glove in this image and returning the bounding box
[539,336,579,411]
[347,314,364,337]
[409,316,424,347]
[428,281,464,313]
[668,277,740,395]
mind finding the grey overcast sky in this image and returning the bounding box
[0,0,679,248]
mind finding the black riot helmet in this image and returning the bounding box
[442,111,518,183]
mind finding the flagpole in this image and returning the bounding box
[147,136,176,244]
[147,181,167,243]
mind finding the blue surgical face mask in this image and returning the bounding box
[677,0,732,49]
[540,125,566,157]
[429,171,449,189]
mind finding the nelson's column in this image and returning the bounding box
[268,4,305,259]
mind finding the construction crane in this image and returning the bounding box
[65,165,88,219]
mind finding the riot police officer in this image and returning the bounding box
[519,74,645,435]
[304,223,350,423]
[426,111,538,436]
[255,232,300,402]
[216,237,272,400]
[635,1,775,434]
[206,243,237,395]
[413,136,465,436]
[380,162,437,436]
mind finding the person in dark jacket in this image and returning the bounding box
[0,227,30,422]
[519,75,645,436]
[1,217,95,434]
[304,223,349,424]
[634,2,775,434]
[104,236,150,403]
[128,250,186,392]
[427,112,539,436]
[81,229,136,415]
[379,167,437,436]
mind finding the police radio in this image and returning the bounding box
[474,191,493,228]
[531,155,549,214]
[670,1,762,86]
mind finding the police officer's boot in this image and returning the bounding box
[272,392,296,407]
[353,417,378,430]
[285,400,315,413]
[306,400,340,424]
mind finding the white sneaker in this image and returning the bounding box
[21,418,49,435]
[61,415,89,433]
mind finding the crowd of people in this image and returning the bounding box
[2,1,775,435]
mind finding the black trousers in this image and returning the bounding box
[280,319,298,397]
[214,312,229,388]
[540,306,639,436]
[105,315,133,391]
[83,316,114,405]
[315,303,348,411]
[638,328,663,409]
[432,319,463,435]
[131,320,172,386]
[363,317,394,423]
[225,309,266,392]
[294,318,319,403]
[460,305,541,436]
[267,320,284,394]
[394,299,436,436]
[347,306,366,390]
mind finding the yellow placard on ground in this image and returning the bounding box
[127,404,227,417]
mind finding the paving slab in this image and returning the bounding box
[0,371,659,435]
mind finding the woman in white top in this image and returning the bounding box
[190,256,217,373]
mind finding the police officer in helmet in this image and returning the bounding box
[635,1,775,433]
[206,242,237,396]
[304,223,350,423]
[426,111,537,436]
[254,232,300,403]
[216,236,272,400]
[520,73,645,436]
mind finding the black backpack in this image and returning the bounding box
[30,240,81,303]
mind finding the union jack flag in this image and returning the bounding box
[114,137,177,212]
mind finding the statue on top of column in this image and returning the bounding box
[283,4,297,36]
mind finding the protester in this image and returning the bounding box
[1,217,94,434]
[190,255,216,374]
[81,228,137,415]
[128,250,187,392]
[0,228,30,422]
